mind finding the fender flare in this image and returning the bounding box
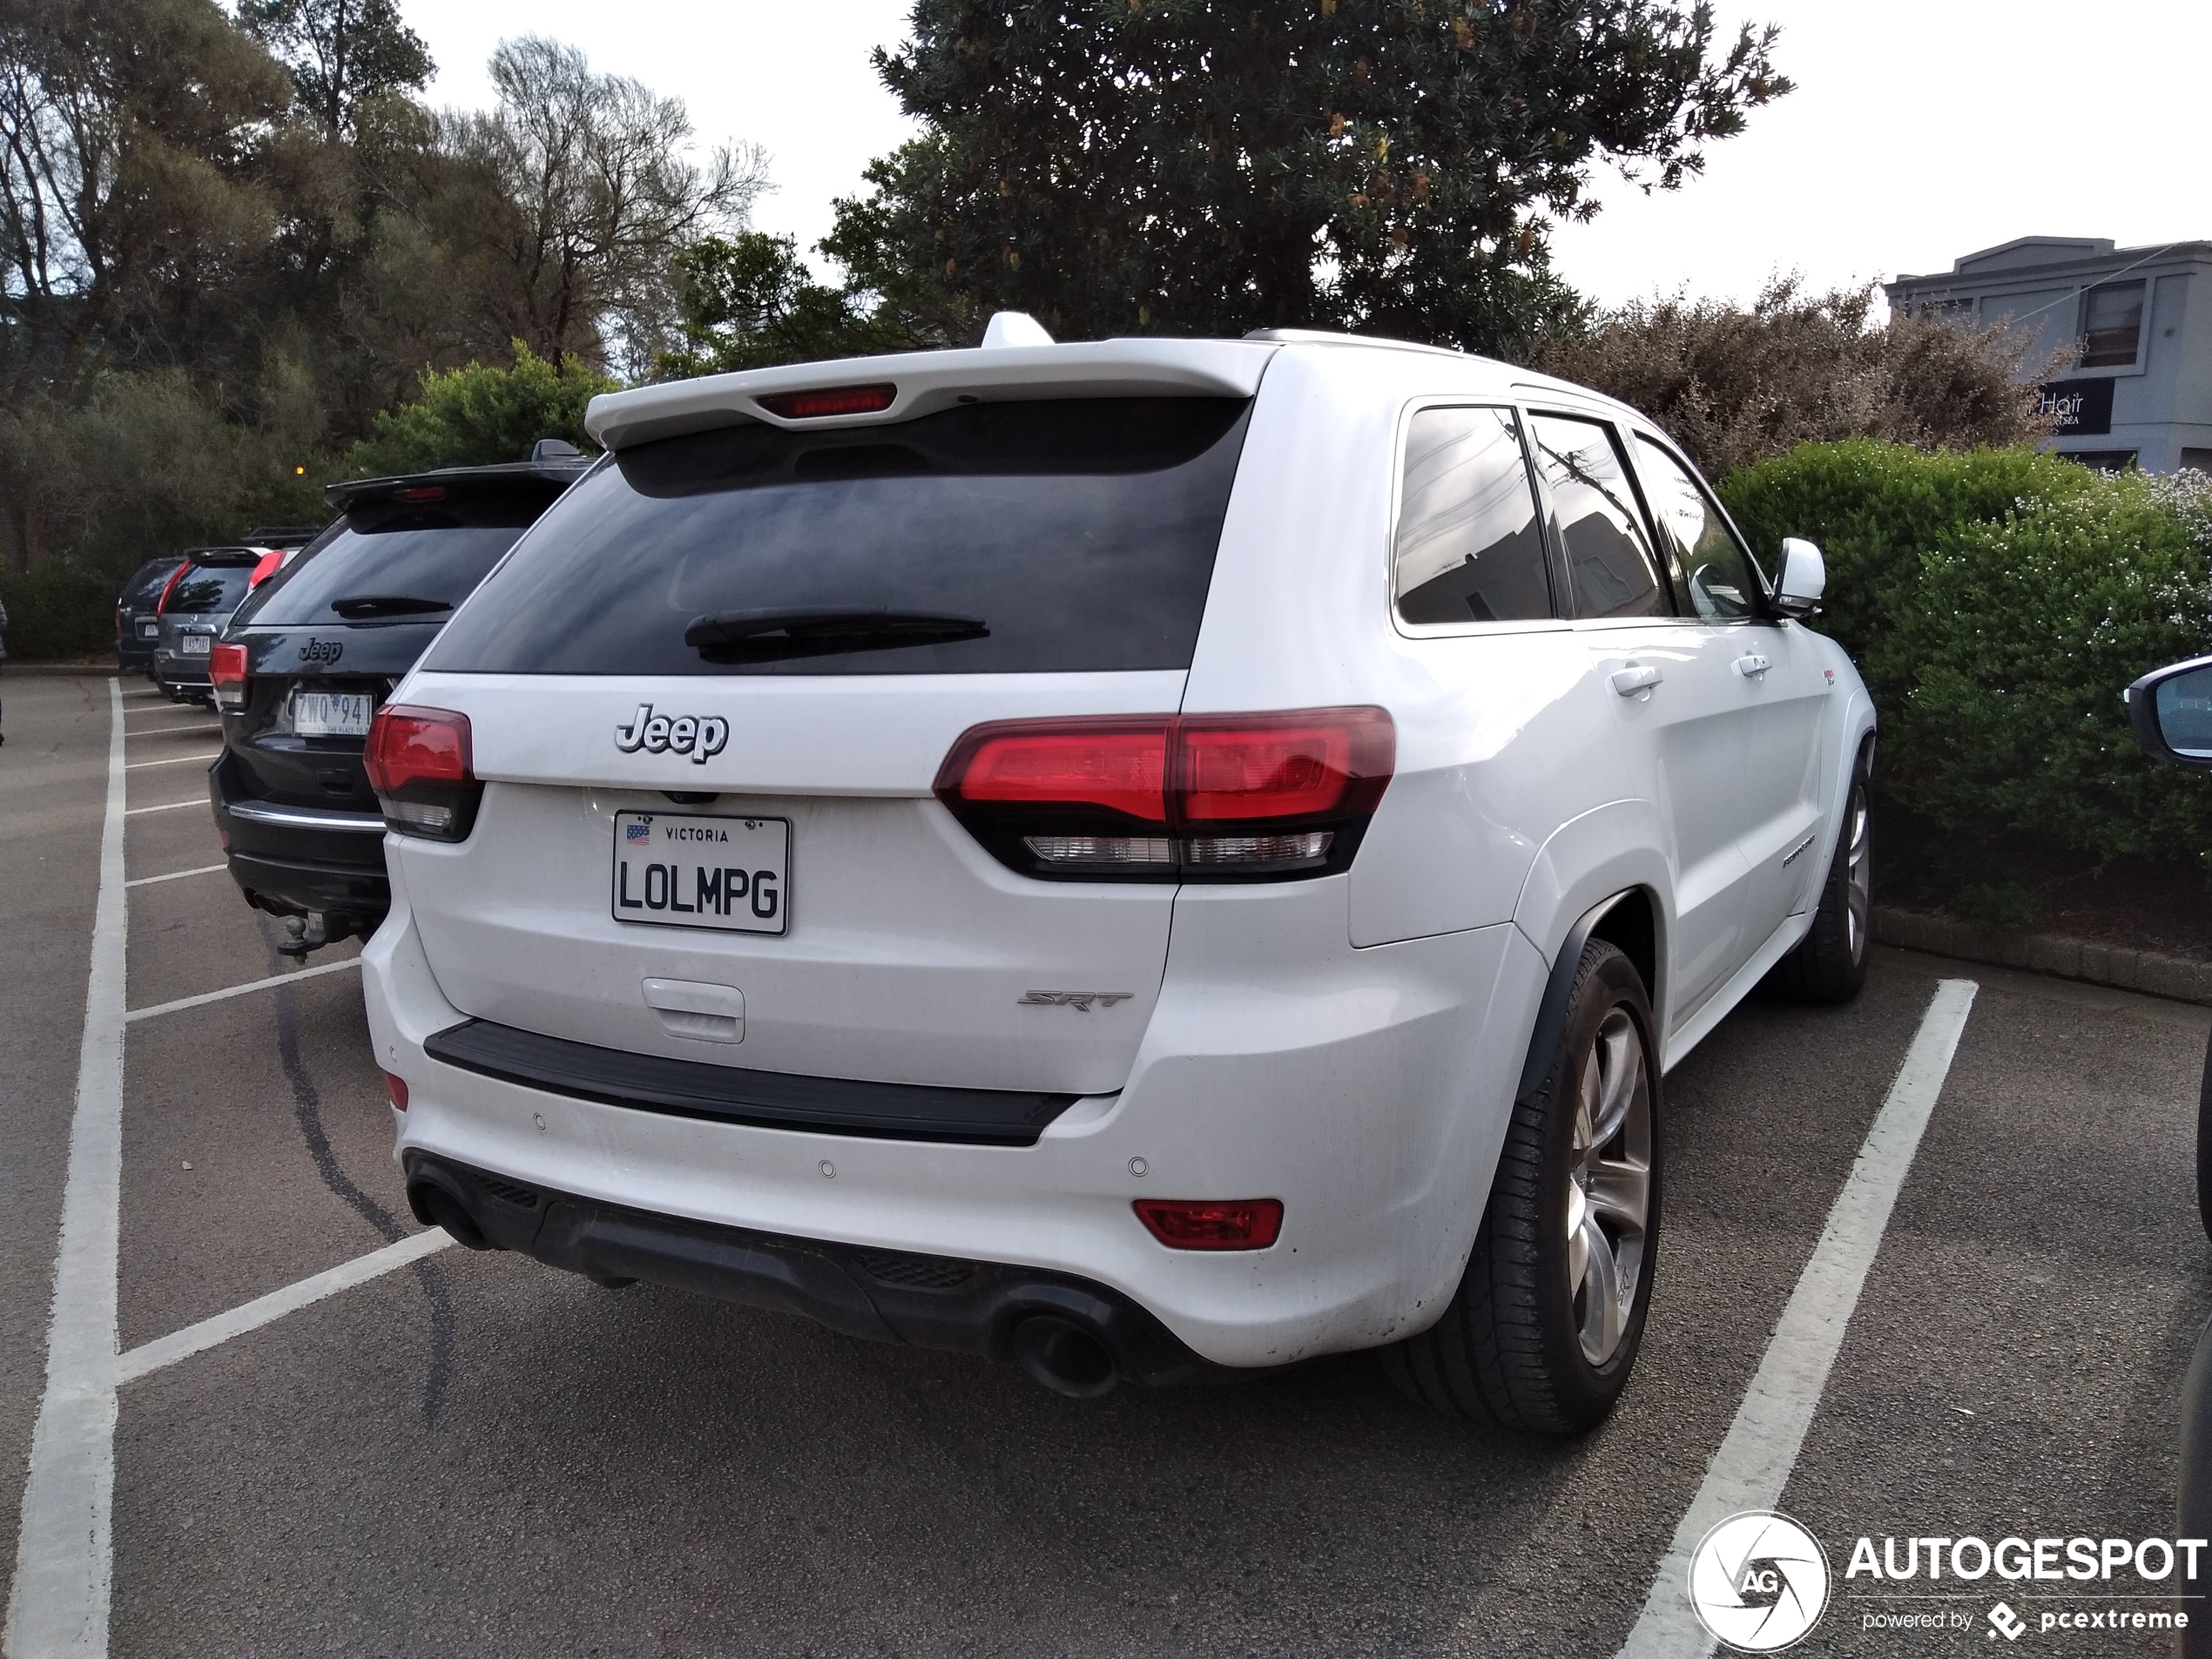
[1514,890,1634,1103]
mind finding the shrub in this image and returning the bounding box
[1718,445,2212,921]
[0,562,117,661]
[347,342,616,477]
[1528,280,2062,482]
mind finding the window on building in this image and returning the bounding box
[2080,281,2145,368]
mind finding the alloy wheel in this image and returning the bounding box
[1844,784,1871,964]
[1566,1008,1653,1366]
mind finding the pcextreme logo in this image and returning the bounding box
[1688,1511,1831,1652]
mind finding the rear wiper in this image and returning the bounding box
[685,608,988,664]
[329,593,453,618]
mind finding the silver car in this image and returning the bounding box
[152,548,273,705]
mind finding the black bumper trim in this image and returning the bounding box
[423,1017,1083,1147]
[403,1153,1212,1386]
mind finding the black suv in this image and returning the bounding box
[210,454,589,953]
[115,556,188,674]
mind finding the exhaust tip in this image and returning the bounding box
[405,1170,491,1251]
[1011,1315,1119,1399]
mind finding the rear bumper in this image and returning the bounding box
[364,870,1543,1369]
[404,1151,1213,1386]
[210,751,390,918]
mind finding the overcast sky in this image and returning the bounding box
[413,0,2207,314]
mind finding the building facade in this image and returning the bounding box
[1884,237,2212,472]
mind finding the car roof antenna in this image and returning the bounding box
[530,436,583,460]
[981,312,1055,349]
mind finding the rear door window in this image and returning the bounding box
[426,397,1253,677]
[165,565,253,614]
[248,500,543,627]
[1393,406,1553,625]
[1632,436,1765,622]
[1527,415,1669,620]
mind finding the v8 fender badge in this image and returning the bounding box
[1018,990,1135,1013]
[614,703,730,765]
[299,637,342,664]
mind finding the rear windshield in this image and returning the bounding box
[165,565,253,615]
[426,397,1253,677]
[122,559,183,605]
[245,499,544,628]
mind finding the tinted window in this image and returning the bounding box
[428,398,1252,677]
[1393,407,1552,625]
[2080,280,2144,368]
[121,559,184,606]
[1633,437,1764,621]
[1527,415,1667,620]
[165,565,253,615]
[247,500,543,627]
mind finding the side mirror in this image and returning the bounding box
[2128,656,2212,767]
[1773,537,1826,618]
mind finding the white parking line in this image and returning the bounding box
[123,958,361,1024]
[121,717,214,731]
[121,799,204,817]
[114,1231,454,1386]
[123,864,227,889]
[6,679,126,1656]
[1615,977,1979,1659]
[124,752,218,771]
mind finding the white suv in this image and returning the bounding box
[361,323,1874,1433]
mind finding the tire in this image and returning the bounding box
[2195,1028,2212,1243]
[1384,941,1661,1434]
[1772,751,1872,1005]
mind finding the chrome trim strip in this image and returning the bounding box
[225,799,385,833]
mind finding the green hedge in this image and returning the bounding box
[0,562,119,662]
[1720,442,2212,922]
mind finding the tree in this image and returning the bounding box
[440,36,769,378]
[0,0,293,406]
[345,339,615,475]
[235,0,432,139]
[1527,279,2065,481]
[657,232,910,376]
[825,0,1789,352]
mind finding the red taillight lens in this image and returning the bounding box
[365,705,481,840]
[153,563,187,614]
[1134,1198,1284,1251]
[209,642,248,711]
[934,707,1393,881]
[382,1071,409,1111]
[247,549,283,589]
[940,718,1171,823]
[757,382,897,420]
[366,705,471,792]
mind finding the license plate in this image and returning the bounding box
[137,619,157,638]
[293,691,373,737]
[180,634,212,656]
[612,812,788,935]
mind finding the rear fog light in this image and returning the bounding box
[382,1071,409,1111]
[1133,1198,1284,1251]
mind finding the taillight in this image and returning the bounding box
[209,642,248,711]
[247,549,283,589]
[364,705,481,840]
[1133,1198,1284,1251]
[153,563,187,614]
[757,382,897,419]
[934,707,1393,881]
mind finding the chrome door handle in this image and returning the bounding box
[1734,653,1771,678]
[1610,664,1662,697]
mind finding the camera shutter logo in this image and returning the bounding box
[1687,1510,1831,1651]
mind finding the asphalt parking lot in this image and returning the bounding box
[6,669,2211,1657]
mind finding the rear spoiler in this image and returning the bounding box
[584,338,1279,454]
[325,458,592,512]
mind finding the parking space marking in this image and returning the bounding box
[123,958,361,1024]
[123,865,227,890]
[114,1231,454,1387]
[120,717,215,731]
[6,679,126,1658]
[121,799,206,818]
[123,752,218,771]
[1615,977,1979,1659]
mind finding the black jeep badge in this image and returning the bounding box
[299,638,342,664]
